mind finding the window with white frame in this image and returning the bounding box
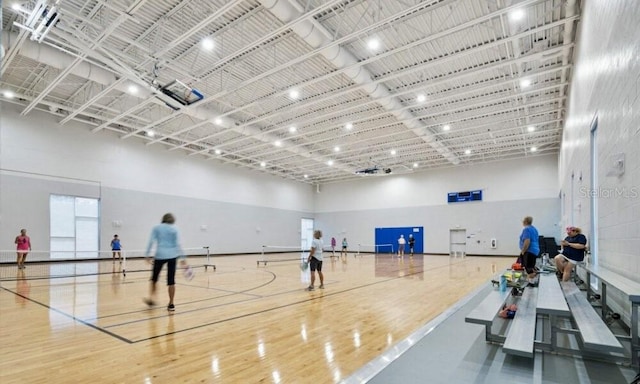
[50,195,100,259]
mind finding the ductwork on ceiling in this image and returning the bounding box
[3,0,477,169]
[259,0,460,165]
[1,30,353,173]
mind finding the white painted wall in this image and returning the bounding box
[315,155,559,212]
[559,0,640,325]
[0,104,315,253]
[314,155,560,255]
[0,103,314,212]
[560,0,640,278]
[0,102,561,256]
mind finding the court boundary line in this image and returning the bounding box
[2,256,485,344]
[129,257,475,343]
[0,286,134,344]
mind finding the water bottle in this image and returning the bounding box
[543,253,549,266]
[500,275,507,292]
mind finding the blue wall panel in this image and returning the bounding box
[375,226,424,254]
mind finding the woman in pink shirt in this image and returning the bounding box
[15,228,32,269]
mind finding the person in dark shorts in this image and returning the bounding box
[306,230,324,291]
[408,234,415,256]
[519,216,540,285]
[143,213,189,311]
[554,226,587,281]
[341,237,348,258]
[111,234,122,262]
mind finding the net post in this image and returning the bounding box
[203,246,215,271]
[122,250,127,277]
[258,245,266,267]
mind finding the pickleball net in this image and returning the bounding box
[356,243,394,256]
[257,245,308,266]
[0,247,210,280]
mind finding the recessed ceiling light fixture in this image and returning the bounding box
[416,94,426,103]
[367,37,380,51]
[520,79,532,88]
[509,9,525,22]
[289,89,299,99]
[345,123,353,130]
[201,38,214,51]
[443,124,451,131]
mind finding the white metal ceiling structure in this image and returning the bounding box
[1,0,580,184]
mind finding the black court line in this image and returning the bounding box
[108,257,469,331]
[131,257,475,343]
[2,257,475,344]
[90,268,277,323]
[0,285,134,344]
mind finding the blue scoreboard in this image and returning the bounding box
[448,189,482,203]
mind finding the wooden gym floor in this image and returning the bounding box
[0,253,508,383]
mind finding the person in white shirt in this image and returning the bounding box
[398,234,406,257]
[306,230,324,291]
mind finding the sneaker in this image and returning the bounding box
[307,286,314,291]
[319,284,324,289]
[143,298,156,307]
[167,304,175,311]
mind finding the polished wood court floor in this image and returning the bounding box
[0,253,510,383]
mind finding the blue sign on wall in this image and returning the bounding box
[448,189,482,203]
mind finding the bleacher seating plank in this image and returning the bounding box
[465,288,511,325]
[537,273,570,316]
[583,264,640,302]
[561,281,624,353]
[503,287,538,358]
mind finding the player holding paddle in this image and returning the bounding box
[306,229,324,291]
[143,213,189,312]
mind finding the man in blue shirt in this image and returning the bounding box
[519,216,540,285]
